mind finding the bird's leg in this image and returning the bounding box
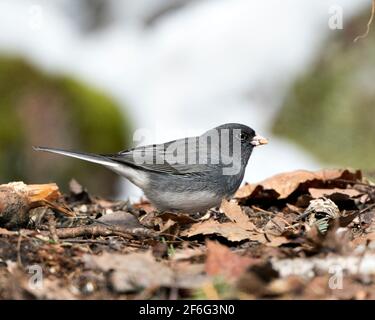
[197,208,220,220]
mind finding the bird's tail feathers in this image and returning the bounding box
[33,146,119,167]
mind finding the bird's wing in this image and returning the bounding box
[105,137,221,175]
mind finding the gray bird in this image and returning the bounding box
[34,123,267,213]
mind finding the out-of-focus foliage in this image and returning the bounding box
[0,55,132,197]
[272,10,375,171]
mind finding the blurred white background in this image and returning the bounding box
[0,0,369,199]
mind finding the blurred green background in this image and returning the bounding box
[272,10,375,176]
[0,56,132,197]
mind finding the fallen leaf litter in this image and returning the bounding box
[1,168,375,299]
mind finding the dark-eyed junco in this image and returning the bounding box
[34,123,267,213]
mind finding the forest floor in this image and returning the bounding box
[1,168,375,300]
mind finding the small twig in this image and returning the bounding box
[251,205,274,215]
[49,224,158,240]
[252,205,294,229]
[284,222,302,230]
[295,211,310,222]
[55,225,120,239]
[359,203,375,215]
[60,238,145,249]
[47,214,59,243]
[158,232,185,242]
[41,199,75,217]
[354,0,375,43]
[274,215,293,227]
[60,239,111,245]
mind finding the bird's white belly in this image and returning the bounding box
[148,190,222,213]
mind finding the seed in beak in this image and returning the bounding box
[251,135,268,146]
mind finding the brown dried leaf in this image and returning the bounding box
[352,233,375,246]
[181,200,262,242]
[205,241,256,281]
[308,188,362,199]
[25,183,61,203]
[264,216,287,236]
[158,212,197,224]
[133,199,156,214]
[235,183,255,199]
[97,211,144,229]
[159,218,177,233]
[84,251,174,292]
[221,199,255,227]
[171,247,206,261]
[339,211,359,227]
[181,219,261,242]
[236,261,279,296]
[235,169,362,200]
[265,235,291,247]
[0,182,60,208]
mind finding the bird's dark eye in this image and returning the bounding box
[240,133,249,141]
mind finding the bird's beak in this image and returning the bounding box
[251,135,268,146]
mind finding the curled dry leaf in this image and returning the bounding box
[181,220,260,242]
[181,200,263,242]
[308,188,362,199]
[235,169,362,200]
